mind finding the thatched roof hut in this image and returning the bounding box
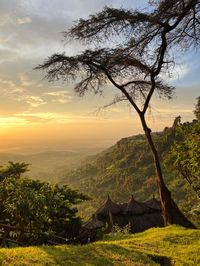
[125,195,151,215]
[129,212,164,233]
[144,196,161,211]
[96,195,121,217]
[78,216,104,244]
[120,202,128,212]
[82,217,104,230]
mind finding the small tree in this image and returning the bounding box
[194,96,200,121]
[165,117,200,198]
[37,0,200,226]
[0,161,29,180]
[0,162,89,245]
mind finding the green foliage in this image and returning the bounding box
[165,122,200,197]
[194,96,200,121]
[61,134,159,200]
[0,162,89,245]
[0,226,199,265]
[109,224,131,237]
[0,161,29,180]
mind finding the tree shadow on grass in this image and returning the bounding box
[40,242,164,266]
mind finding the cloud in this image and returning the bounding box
[45,90,73,103]
[0,74,46,108]
[155,108,192,114]
[0,116,27,128]
[0,0,134,63]
[108,107,124,113]
[14,111,75,124]
[19,73,35,87]
[0,35,13,43]
[17,16,32,25]
[15,112,54,123]
[0,14,13,26]
[0,0,20,15]
[0,76,15,89]
[0,0,198,140]
[25,95,46,108]
[0,49,18,63]
[13,111,117,125]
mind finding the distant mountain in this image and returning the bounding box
[60,122,199,224]
[0,151,88,182]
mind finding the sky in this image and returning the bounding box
[0,0,199,153]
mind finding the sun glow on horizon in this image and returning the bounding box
[0,0,199,153]
[0,116,28,128]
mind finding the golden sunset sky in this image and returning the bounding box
[0,0,199,153]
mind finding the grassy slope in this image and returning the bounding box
[0,226,199,266]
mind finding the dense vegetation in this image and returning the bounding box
[0,162,88,246]
[61,119,200,225]
[0,226,199,265]
[165,121,200,197]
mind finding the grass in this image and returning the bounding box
[0,225,199,265]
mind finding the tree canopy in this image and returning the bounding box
[37,0,200,112]
[165,121,200,197]
[194,96,200,120]
[37,0,200,226]
[0,161,29,180]
[0,162,89,246]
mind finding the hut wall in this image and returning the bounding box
[128,212,164,233]
[112,214,129,227]
[97,210,164,233]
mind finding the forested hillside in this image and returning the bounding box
[60,119,200,225]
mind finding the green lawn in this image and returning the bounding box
[0,226,199,265]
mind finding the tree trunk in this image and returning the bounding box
[139,114,195,228]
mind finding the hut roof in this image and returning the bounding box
[125,195,151,215]
[120,202,128,212]
[144,196,161,211]
[96,195,121,217]
[82,217,104,230]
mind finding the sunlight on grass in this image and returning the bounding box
[0,226,199,265]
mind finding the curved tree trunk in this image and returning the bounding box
[140,113,195,228]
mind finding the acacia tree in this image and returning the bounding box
[37,0,200,226]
